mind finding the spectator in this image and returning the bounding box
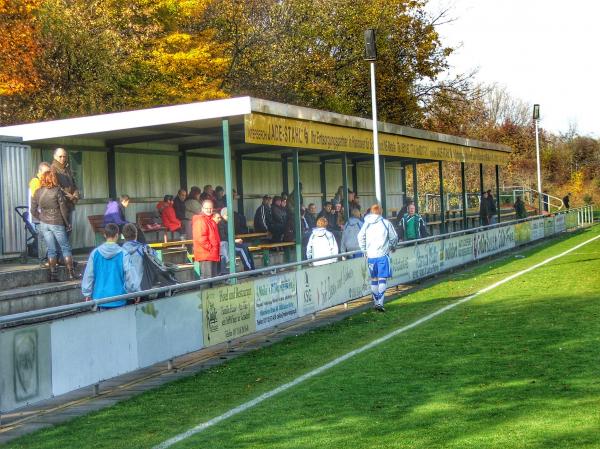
[331,202,344,232]
[317,201,335,227]
[332,185,345,204]
[358,204,398,312]
[173,189,187,222]
[104,195,149,244]
[306,217,339,266]
[103,195,129,228]
[31,170,76,281]
[29,161,51,265]
[50,147,80,222]
[396,198,414,221]
[254,195,272,233]
[305,203,318,229]
[121,223,145,298]
[233,206,249,234]
[81,223,134,308]
[218,208,255,272]
[200,184,215,203]
[158,195,182,237]
[184,186,202,238]
[350,194,361,212]
[397,204,428,241]
[341,208,364,257]
[479,191,490,226]
[271,196,287,242]
[514,196,527,220]
[192,199,221,280]
[487,190,498,224]
[214,186,226,210]
[563,192,571,210]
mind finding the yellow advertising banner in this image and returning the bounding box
[202,282,256,346]
[244,113,509,165]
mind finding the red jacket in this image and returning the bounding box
[193,213,220,262]
[160,204,181,232]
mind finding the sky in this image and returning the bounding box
[426,0,599,136]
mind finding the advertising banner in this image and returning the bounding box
[473,225,515,259]
[530,219,545,241]
[411,241,442,280]
[554,213,566,233]
[255,272,298,330]
[297,258,370,315]
[439,234,474,271]
[202,282,256,346]
[566,211,578,229]
[388,245,414,287]
[544,216,555,237]
[514,222,532,246]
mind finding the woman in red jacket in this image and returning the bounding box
[157,195,182,236]
[192,200,220,279]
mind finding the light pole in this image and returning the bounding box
[533,104,542,212]
[364,29,381,204]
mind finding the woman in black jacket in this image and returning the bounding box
[31,171,76,281]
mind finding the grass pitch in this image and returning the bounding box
[4,226,600,449]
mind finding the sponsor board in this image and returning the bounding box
[254,273,298,330]
[297,258,370,315]
[473,225,515,259]
[544,217,555,237]
[388,245,413,287]
[566,211,578,229]
[439,235,474,270]
[202,282,256,346]
[530,219,545,241]
[412,241,442,280]
[554,214,566,233]
[514,222,532,245]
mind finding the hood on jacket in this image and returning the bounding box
[122,240,144,255]
[363,213,383,225]
[311,227,329,237]
[96,242,125,259]
[346,216,363,227]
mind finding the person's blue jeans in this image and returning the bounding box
[39,223,72,258]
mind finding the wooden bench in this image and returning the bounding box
[88,215,105,245]
[136,211,167,243]
[251,241,296,266]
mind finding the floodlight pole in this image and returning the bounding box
[533,104,542,212]
[365,29,381,205]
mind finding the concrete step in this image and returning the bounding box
[0,262,86,292]
[0,280,83,316]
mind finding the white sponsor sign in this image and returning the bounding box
[440,234,474,271]
[388,245,414,287]
[473,225,516,259]
[297,258,370,315]
[554,214,566,233]
[254,273,298,330]
[530,219,545,241]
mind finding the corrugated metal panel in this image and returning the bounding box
[116,152,179,198]
[1,143,32,254]
[83,151,108,198]
[187,157,225,191]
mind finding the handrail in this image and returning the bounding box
[0,206,593,326]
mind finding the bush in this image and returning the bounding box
[583,194,593,205]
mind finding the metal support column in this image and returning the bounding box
[292,150,302,263]
[495,165,501,223]
[320,158,327,205]
[178,148,188,190]
[479,163,484,226]
[401,162,407,204]
[351,161,358,195]
[341,154,350,221]
[461,162,468,230]
[235,155,244,214]
[438,161,446,234]
[412,162,419,213]
[107,146,117,199]
[281,155,289,195]
[379,157,387,216]
[222,120,236,277]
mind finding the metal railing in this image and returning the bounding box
[0,206,594,327]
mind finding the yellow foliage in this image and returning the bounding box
[569,171,584,195]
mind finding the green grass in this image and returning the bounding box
[4,226,600,449]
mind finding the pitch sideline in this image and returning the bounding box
[154,232,600,449]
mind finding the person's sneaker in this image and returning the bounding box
[374,304,386,312]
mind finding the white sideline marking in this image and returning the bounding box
[154,233,600,449]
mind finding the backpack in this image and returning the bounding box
[137,245,178,292]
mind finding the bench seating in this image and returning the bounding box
[87,215,105,246]
[136,211,167,243]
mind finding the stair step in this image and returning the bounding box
[0,281,83,316]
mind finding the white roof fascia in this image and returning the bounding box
[0,97,252,142]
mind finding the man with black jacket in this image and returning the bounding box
[253,195,272,233]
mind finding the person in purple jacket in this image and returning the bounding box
[103,194,146,243]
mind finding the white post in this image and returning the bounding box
[370,61,382,204]
[535,118,542,212]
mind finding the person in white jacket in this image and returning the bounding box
[306,216,339,266]
[357,204,398,312]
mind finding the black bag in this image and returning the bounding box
[138,245,178,292]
